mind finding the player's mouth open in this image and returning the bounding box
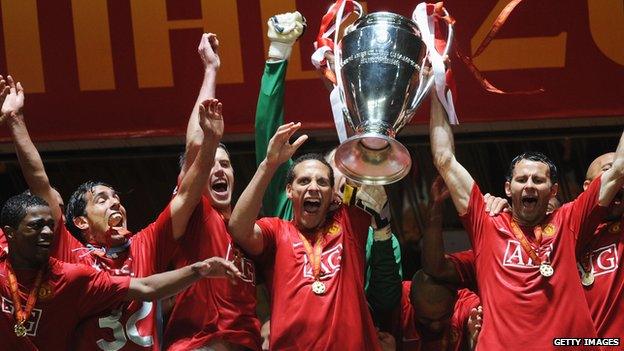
[303,199,321,213]
[211,179,228,194]
[522,196,538,209]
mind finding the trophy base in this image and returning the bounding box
[334,133,411,185]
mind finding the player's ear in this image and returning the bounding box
[73,216,89,231]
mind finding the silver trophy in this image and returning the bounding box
[333,11,453,185]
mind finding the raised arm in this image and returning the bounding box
[228,123,307,255]
[1,76,62,223]
[180,33,220,178]
[429,94,475,215]
[255,11,305,218]
[599,130,624,206]
[421,176,462,283]
[126,257,241,301]
[170,99,223,239]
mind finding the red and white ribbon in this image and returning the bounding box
[412,2,458,124]
[312,0,363,142]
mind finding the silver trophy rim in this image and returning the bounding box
[334,133,412,185]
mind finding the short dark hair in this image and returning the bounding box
[65,181,113,242]
[506,152,558,183]
[286,153,335,189]
[1,193,49,229]
[178,143,230,171]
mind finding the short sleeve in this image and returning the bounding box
[568,176,608,245]
[458,184,487,250]
[447,250,477,292]
[452,289,481,331]
[344,205,373,249]
[73,264,131,317]
[50,218,84,264]
[131,203,177,273]
[256,217,283,256]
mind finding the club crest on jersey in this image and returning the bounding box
[225,243,256,285]
[328,222,342,236]
[581,243,619,278]
[38,282,53,301]
[301,243,343,280]
[2,297,42,336]
[543,223,557,237]
[502,240,553,269]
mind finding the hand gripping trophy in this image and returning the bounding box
[312,1,457,185]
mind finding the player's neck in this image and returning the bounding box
[8,252,44,270]
[218,206,232,221]
[512,212,546,227]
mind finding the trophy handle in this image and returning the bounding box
[407,8,454,116]
[334,1,364,132]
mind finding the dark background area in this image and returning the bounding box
[0,125,621,278]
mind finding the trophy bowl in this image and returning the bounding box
[334,12,434,185]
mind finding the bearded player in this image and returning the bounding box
[163,33,261,351]
[0,74,223,350]
[429,90,624,350]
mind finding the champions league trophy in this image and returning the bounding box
[314,1,455,185]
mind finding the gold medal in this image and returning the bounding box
[312,280,326,295]
[14,322,27,337]
[581,271,595,287]
[539,262,554,278]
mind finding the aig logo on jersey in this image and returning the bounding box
[301,244,343,280]
[225,244,256,285]
[586,244,619,277]
[503,240,553,269]
[2,297,42,336]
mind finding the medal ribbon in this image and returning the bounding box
[5,261,44,334]
[509,220,544,265]
[298,233,325,281]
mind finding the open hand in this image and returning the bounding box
[467,305,483,350]
[198,98,224,140]
[265,122,308,167]
[1,75,24,120]
[483,193,510,216]
[193,257,243,284]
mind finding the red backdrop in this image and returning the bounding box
[0,0,622,143]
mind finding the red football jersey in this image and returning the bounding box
[581,217,624,338]
[164,195,260,350]
[460,178,606,350]
[447,250,477,292]
[256,206,380,351]
[400,281,479,351]
[0,229,6,252]
[1,255,130,350]
[51,205,177,351]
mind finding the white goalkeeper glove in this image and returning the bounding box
[267,11,306,60]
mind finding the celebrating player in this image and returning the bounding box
[429,91,624,349]
[228,123,383,350]
[164,33,261,351]
[0,74,222,350]
[0,192,241,350]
